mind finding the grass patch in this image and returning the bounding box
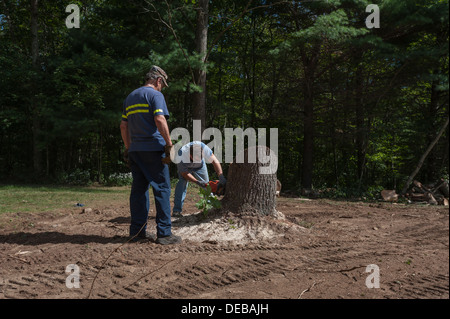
[0,184,131,215]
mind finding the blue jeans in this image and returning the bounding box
[173,162,209,213]
[129,151,172,238]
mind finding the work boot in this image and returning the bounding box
[156,234,182,245]
[172,211,183,217]
[128,231,156,243]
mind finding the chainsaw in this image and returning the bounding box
[208,180,226,196]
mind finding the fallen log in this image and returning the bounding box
[404,179,449,205]
[413,180,425,189]
[435,179,449,198]
[426,192,438,205]
[407,193,428,202]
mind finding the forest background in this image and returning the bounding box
[0,0,448,199]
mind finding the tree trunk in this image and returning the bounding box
[98,127,103,183]
[250,12,256,128]
[301,78,314,193]
[299,44,319,193]
[355,63,366,186]
[221,146,278,216]
[31,0,42,175]
[401,117,449,195]
[425,79,441,182]
[441,125,449,172]
[192,0,208,134]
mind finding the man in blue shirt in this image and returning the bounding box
[173,141,227,217]
[120,66,181,245]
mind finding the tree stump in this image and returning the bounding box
[172,146,305,245]
[221,146,278,216]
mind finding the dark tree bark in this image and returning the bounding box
[299,42,320,193]
[221,146,278,216]
[31,0,42,175]
[355,63,366,185]
[192,0,209,134]
[301,93,314,192]
[425,79,441,182]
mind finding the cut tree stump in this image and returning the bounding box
[221,145,278,216]
[171,146,306,245]
[381,190,398,202]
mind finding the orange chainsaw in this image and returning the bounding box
[208,180,226,196]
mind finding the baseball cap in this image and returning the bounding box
[146,65,169,87]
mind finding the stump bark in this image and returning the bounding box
[221,146,278,216]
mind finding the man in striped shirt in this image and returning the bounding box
[120,66,181,245]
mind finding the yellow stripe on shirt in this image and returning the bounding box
[126,103,148,112]
[127,109,150,116]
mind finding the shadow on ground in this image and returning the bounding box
[0,232,126,245]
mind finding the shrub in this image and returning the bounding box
[104,172,133,186]
[56,169,92,186]
[196,185,221,218]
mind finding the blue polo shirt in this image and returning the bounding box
[176,141,213,173]
[122,86,169,152]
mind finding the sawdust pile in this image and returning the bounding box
[171,210,306,245]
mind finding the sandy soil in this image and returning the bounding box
[0,194,448,300]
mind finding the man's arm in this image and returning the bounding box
[209,153,227,187]
[181,172,199,183]
[154,115,173,147]
[181,172,207,188]
[120,120,130,149]
[209,154,223,177]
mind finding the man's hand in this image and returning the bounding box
[219,174,227,186]
[195,180,208,189]
[165,144,173,157]
[123,149,130,167]
[161,156,171,165]
[217,174,227,196]
[161,144,174,165]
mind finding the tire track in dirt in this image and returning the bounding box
[296,238,392,267]
[289,213,449,299]
[387,274,449,298]
[392,223,449,246]
[1,268,83,299]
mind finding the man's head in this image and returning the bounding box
[145,65,169,91]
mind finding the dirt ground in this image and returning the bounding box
[0,193,448,300]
